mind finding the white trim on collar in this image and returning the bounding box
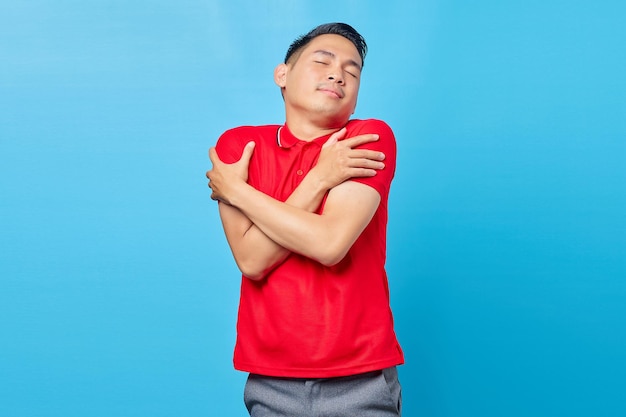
[276,126,284,148]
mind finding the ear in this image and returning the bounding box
[274,63,288,88]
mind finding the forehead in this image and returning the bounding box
[302,34,362,66]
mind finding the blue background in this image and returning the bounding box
[1,1,624,416]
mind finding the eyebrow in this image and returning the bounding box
[312,50,362,71]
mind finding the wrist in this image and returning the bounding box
[306,167,332,193]
[223,178,248,208]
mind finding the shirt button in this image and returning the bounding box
[296,169,303,176]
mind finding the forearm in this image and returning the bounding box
[220,202,288,279]
[230,180,379,266]
[284,167,331,211]
[221,170,331,279]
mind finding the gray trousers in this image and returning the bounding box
[244,367,402,417]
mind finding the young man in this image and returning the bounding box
[207,23,404,416]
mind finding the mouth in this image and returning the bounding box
[318,86,344,99]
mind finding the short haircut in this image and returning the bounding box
[284,22,368,67]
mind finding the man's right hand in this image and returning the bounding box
[207,141,256,204]
[311,127,386,191]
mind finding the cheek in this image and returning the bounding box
[348,87,359,104]
[292,72,315,90]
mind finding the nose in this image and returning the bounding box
[328,71,344,85]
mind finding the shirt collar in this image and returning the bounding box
[277,124,334,149]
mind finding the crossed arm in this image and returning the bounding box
[207,128,385,280]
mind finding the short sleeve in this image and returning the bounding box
[214,128,248,164]
[346,119,397,198]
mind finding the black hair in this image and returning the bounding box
[284,22,367,67]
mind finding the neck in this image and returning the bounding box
[284,110,347,142]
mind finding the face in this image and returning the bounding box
[275,34,363,127]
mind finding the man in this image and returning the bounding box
[207,23,403,416]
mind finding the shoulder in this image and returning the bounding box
[344,119,398,194]
[216,124,279,148]
[215,125,279,163]
[218,124,279,142]
[346,119,395,137]
[344,119,396,156]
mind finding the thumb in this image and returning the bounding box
[239,141,256,165]
[323,127,347,148]
[208,146,219,164]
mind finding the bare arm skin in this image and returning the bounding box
[219,177,380,267]
[207,128,385,279]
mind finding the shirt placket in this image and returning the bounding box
[293,141,320,186]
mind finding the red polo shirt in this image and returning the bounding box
[215,118,404,378]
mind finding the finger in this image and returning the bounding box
[322,127,347,148]
[348,167,378,178]
[342,133,379,148]
[211,192,228,203]
[350,149,386,161]
[348,157,385,170]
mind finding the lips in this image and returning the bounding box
[318,86,344,99]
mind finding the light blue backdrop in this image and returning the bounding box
[1,1,624,416]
